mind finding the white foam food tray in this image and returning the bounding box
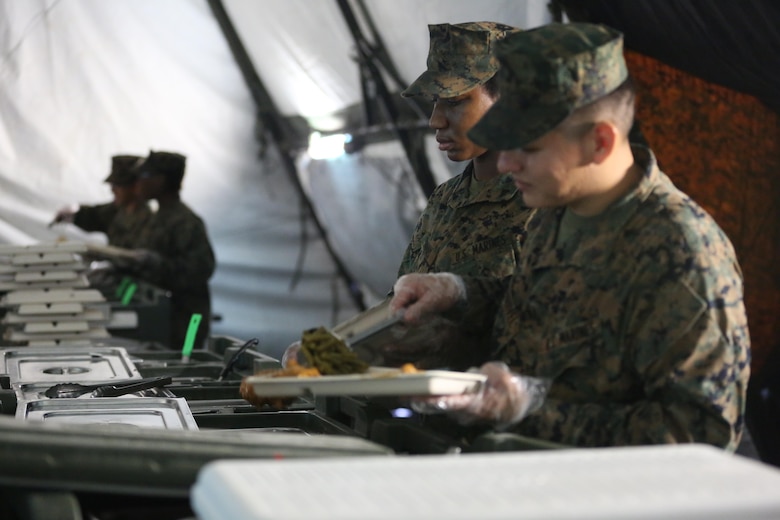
[245,369,484,398]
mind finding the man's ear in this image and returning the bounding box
[590,121,617,164]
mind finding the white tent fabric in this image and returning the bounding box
[0,0,551,357]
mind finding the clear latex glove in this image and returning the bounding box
[281,340,302,368]
[119,249,163,272]
[411,361,551,429]
[132,249,162,266]
[52,204,78,225]
[389,272,466,325]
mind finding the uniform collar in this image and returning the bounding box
[447,161,518,208]
[527,144,660,269]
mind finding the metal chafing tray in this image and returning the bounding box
[0,414,392,498]
[16,397,199,430]
[0,346,141,384]
[194,409,359,436]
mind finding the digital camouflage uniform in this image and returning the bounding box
[399,21,529,281]
[398,163,529,279]
[461,23,751,450]
[74,203,151,249]
[464,146,750,449]
[133,151,216,350]
[134,200,215,350]
[395,22,531,370]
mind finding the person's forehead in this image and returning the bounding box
[503,125,567,151]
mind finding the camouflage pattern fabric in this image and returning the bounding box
[395,163,533,370]
[134,200,215,349]
[73,202,152,249]
[469,22,629,150]
[402,22,519,100]
[462,146,751,450]
[398,162,532,279]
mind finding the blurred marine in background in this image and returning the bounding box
[129,151,216,351]
[54,154,151,248]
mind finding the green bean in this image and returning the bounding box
[300,326,368,375]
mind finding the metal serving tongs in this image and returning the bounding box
[43,376,173,399]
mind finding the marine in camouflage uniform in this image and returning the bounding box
[71,155,151,248]
[392,23,750,450]
[133,151,216,350]
[398,22,533,281]
[397,167,529,278]
[394,22,534,370]
[463,145,750,449]
[461,23,751,450]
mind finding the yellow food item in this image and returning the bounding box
[400,363,420,373]
[276,359,322,378]
[239,360,322,409]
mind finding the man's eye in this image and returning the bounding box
[445,98,463,107]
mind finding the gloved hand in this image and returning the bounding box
[52,204,78,225]
[128,249,163,270]
[411,361,551,429]
[389,272,466,325]
[281,340,302,368]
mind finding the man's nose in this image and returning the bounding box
[496,151,520,174]
[428,102,446,129]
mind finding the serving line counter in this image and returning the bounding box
[0,335,561,520]
[1,336,779,520]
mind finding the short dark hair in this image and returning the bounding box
[571,77,636,136]
[482,73,500,100]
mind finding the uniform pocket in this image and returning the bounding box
[535,320,602,379]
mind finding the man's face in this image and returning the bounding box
[111,183,137,207]
[496,125,594,209]
[429,84,496,162]
[137,171,165,201]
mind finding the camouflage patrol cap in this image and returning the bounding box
[401,21,519,99]
[140,151,186,177]
[104,155,143,185]
[468,22,628,150]
[140,150,186,190]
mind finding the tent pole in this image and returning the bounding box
[336,0,438,198]
[206,0,367,313]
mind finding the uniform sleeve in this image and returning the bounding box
[396,187,442,278]
[513,265,750,451]
[397,212,427,278]
[143,216,216,293]
[73,203,118,234]
[447,275,511,338]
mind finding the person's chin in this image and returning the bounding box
[513,178,529,191]
[520,189,542,208]
[445,150,469,162]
